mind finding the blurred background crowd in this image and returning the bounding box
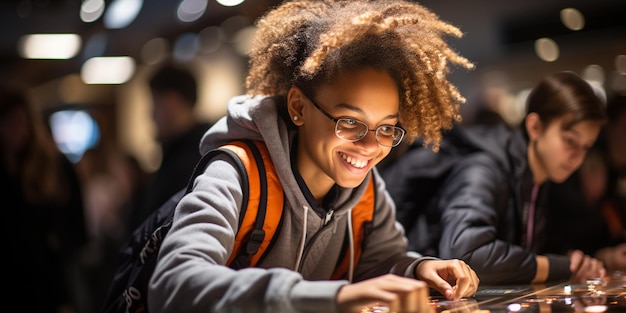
[0,0,624,312]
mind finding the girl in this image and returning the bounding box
[149,1,479,312]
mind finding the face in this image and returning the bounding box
[527,113,602,184]
[151,90,179,142]
[288,68,400,197]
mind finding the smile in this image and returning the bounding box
[339,152,369,169]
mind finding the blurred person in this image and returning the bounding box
[0,83,87,312]
[544,94,626,272]
[148,1,480,313]
[131,64,212,230]
[74,148,149,313]
[382,71,608,285]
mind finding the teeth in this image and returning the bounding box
[340,152,367,168]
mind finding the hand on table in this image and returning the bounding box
[568,249,606,283]
[336,274,432,313]
[416,259,479,300]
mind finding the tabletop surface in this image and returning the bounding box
[428,271,626,313]
[361,272,626,312]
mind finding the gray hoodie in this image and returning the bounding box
[148,95,433,313]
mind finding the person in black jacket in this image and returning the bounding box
[382,71,607,285]
[130,64,213,229]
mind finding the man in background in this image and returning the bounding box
[131,64,212,229]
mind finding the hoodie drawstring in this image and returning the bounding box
[347,208,355,283]
[294,205,308,271]
[294,205,355,282]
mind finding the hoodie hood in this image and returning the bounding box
[200,95,287,154]
[200,95,306,207]
[200,95,296,187]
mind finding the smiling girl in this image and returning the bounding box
[147,1,479,312]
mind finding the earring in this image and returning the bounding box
[293,116,299,121]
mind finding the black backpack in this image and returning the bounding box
[101,139,274,313]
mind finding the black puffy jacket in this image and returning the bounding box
[382,124,571,284]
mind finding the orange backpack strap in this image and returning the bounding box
[331,173,376,280]
[223,140,285,268]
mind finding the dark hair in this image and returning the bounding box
[0,83,72,205]
[606,93,626,125]
[524,71,607,139]
[245,0,474,151]
[149,65,198,107]
[0,84,31,117]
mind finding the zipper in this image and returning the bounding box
[297,210,335,272]
[324,208,334,226]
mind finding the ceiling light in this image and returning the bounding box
[104,0,143,29]
[560,8,585,31]
[177,0,207,23]
[18,34,82,59]
[81,56,136,84]
[534,38,559,62]
[216,0,244,7]
[80,0,105,23]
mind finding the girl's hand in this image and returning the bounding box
[337,274,433,313]
[415,259,479,300]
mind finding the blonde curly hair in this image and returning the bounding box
[245,0,474,150]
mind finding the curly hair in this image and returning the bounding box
[245,0,474,150]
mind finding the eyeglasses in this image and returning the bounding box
[304,93,406,147]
